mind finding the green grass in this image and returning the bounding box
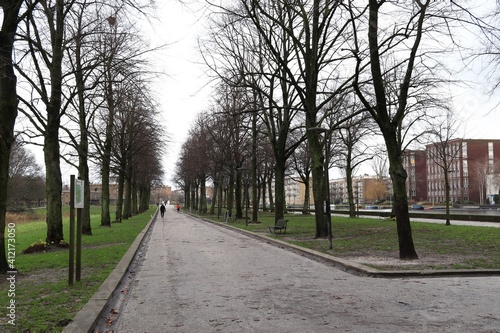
[204,212,500,270]
[0,206,154,332]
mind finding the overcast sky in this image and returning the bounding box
[146,1,212,186]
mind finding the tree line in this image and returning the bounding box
[0,0,165,273]
[175,0,500,260]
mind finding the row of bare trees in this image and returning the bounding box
[0,0,165,273]
[173,0,500,260]
[7,140,45,209]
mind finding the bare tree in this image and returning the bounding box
[0,0,31,273]
[426,111,462,225]
[350,0,464,259]
[290,140,313,214]
[8,140,45,209]
[62,0,105,235]
[332,97,375,217]
[206,0,359,236]
[202,5,303,223]
[16,0,73,245]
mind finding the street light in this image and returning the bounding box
[307,126,332,250]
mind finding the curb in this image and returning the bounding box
[200,217,500,278]
[62,212,157,333]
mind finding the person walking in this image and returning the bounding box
[160,203,166,218]
[176,203,180,213]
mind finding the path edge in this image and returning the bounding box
[62,212,157,333]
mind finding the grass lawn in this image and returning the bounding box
[0,206,154,333]
[203,212,500,271]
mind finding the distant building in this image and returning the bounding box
[285,177,303,206]
[330,175,387,204]
[426,139,500,204]
[62,183,120,205]
[486,174,500,204]
[150,185,173,204]
[403,150,427,203]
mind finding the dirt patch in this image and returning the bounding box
[346,253,466,270]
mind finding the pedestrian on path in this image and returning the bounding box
[176,203,180,213]
[160,203,166,218]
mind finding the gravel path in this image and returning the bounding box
[110,207,500,333]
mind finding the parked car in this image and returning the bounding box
[411,204,424,210]
[365,205,378,209]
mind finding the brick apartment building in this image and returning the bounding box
[403,150,428,203]
[62,183,121,205]
[424,139,500,204]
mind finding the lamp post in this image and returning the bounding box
[308,127,332,250]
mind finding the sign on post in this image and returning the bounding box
[74,179,84,208]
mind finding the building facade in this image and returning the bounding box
[403,150,427,203]
[62,183,121,205]
[426,139,500,204]
[330,175,388,204]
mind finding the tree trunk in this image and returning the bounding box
[235,170,243,218]
[191,187,196,211]
[267,176,274,212]
[386,136,418,260]
[307,128,328,238]
[274,160,287,222]
[80,174,92,235]
[74,26,91,235]
[261,174,267,212]
[115,166,124,222]
[251,109,258,222]
[210,173,218,215]
[227,170,235,217]
[346,160,355,218]
[123,176,131,219]
[184,182,190,208]
[44,127,64,244]
[445,172,451,226]
[132,177,138,215]
[101,95,114,226]
[0,1,23,273]
[200,175,207,213]
[302,175,311,215]
[101,157,111,226]
[44,0,65,244]
[139,183,149,213]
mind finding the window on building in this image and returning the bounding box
[489,142,494,159]
[462,142,467,158]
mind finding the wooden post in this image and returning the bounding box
[76,204,82,281]
[75,178,83,282]
[69,175,75,285]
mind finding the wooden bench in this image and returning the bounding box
[268,219,288,234]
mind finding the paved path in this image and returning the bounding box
[108,207,500,333]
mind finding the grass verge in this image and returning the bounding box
[203,212,500,271]
[0,206,154,333]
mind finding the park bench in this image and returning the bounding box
[268,219,288,234]
[224,211,236,223]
